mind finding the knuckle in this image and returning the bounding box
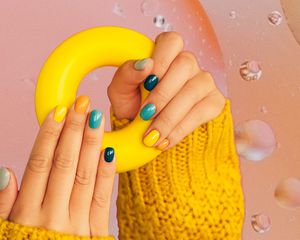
[153,87,169,105]
[28,153,51,173]
[99,167,115,179]
[156,57,170,72]
[176,51,197,70]
[175,123,186,137]
[157,113,174,129]
[42,124,60,139]
[75,169,91,186]
[65,119,84,132]
[93,190,109,209]
[53,152,74,170]
[83,134,99,147]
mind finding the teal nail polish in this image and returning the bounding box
[0,167,10,191]
[144,74,158,91]
[134,58,150,71]
[89,109,103,129]
[104,147,114,162]
[140,103,156,120]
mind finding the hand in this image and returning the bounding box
[107,31,226,151]
[0,96,116,237]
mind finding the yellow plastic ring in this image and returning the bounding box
[35,26,162,173]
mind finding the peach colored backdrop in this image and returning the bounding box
[0,0,299,239]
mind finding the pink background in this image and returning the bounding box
[0,0,299,239]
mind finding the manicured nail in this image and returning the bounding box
[143,129,160,147]
[0,167,10,191]
[75,95,90,114]
[144,74,158,91]
[134,58,151,71]
[140,103,156,120]
[89,109,103,129]
[104,147,114,162]
[54,105,67,123]
[156,138,170,151]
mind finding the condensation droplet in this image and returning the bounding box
[274,178,300,210]
[229,11,237,19]
[162,22,173,32]
[197,26,202,32]
[202,38,206,44]
[234,120,276,161]
[112,3,125,17]
[240,60,262,81]
[251,214,271,233]
[153,15,165,28]
[141,0,160,16]
[20,77,35,87]
[268,11,283,26]
[260,106,268,114]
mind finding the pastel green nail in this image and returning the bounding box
[134,58,150,71]
[0,167,10,191]
[89,109,103,129]
[104,147,114,162]
[140,103,156,120]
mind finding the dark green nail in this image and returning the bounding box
[104,147,114,162]
[144,74,158,91]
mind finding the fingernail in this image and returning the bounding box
[140,103,156,120]
[89,109,103,129]
[144,74,158,91]
[134,58,151,71]
[156,138,169,151]
[104,147,114,162]
[143,129,160,147]
[54,105,67,123]
[0,167,10,191]
[75,95,90,114]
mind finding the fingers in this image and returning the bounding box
[69,109,105,228]
[0,167,18,219]
[16,105,67,208]
[142,71,217,150]
[90,147,116,237]
[107,58,154,120]
[42,96,90,212]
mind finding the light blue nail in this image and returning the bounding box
[89,109,103,129]
[134,58,150,71]
[0,167,10,191]
[140,103,156,120]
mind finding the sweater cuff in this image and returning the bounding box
[0,218,115,240]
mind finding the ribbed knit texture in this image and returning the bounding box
[0,218,115,240]
[110,98,245,240]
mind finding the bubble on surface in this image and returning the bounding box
[162,22,173,32]
[141,0,160,16]
[229,11,237,19]
[153,15,165,28]
[274,178,300,210]
[268,11,283,26]
[260,106,268,114]
[240,60,262,81]
[234,120,276,161]
[251,214,271,233]
[112,3,125,17]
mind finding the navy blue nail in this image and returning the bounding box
[104,147,114,162]
[144,74,158,91]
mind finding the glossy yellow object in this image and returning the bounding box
[143,129,160,147]
[54,105,67,123]
[35,26,162,173]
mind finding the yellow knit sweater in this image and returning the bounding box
[0,98,244,239]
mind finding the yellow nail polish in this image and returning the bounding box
[75,95,90,114]
[54,105,67,123]
[156,138,169,151]
[143,129,160,147]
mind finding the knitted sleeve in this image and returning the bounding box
[110,98,245,240]
[0,218,115,240]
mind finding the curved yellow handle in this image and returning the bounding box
[35,26,162,173]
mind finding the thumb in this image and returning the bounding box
[0,167,18,220]
[107,58,154,120]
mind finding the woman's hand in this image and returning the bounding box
[0,96,116,237]
[107,31,226,151]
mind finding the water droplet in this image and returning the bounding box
[162,22,173,32]
[20,77,35,87]
[229,11,237,19]
[202,38,206,44]
[141,0,160,16]
[153,15,165,28]
[274,178,300,210]
[240,60,262,81]
[197,26,202,32]
[268,11,283,26]
[260,106,268,114]
[234,120,276,161]
[251,214,271,233]
[112,3,125,17]
[229,59,233,66]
